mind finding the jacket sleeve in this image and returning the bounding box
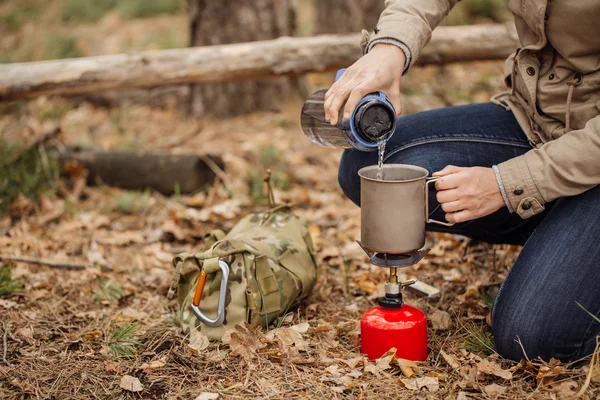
[497,115,600,218]
[368,0,460,69]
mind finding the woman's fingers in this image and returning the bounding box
[440,200,463,213]
[342,85,368,121]
[446,210,472,224]
[433,165,463,177]
[436,189,460,204]
[435,173,462,191]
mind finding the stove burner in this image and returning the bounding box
[370,249,429,267]
[356,241,431,267]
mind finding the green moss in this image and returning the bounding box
[116,0,184,19]
[61,0,117,23]
[45,34,83,60]
[1,2,41,32]
[0,140,60,215]
[0,264,23,297]
[112,190,152,214]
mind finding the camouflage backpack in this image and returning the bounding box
[167,182,317,339]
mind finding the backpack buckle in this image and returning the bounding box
[190,259,230,327]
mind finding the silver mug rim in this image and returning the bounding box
[358,163,430,184]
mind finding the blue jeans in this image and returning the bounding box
[338,103,600,362]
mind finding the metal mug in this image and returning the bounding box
[358,164,454,254]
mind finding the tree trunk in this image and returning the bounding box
[316,0,384,34]
[188,0,295,118]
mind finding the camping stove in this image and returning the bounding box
[357,241,438,361]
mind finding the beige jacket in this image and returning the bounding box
[367,0,600,219]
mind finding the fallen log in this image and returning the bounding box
[60,147,224,195]
[0,24,517,101]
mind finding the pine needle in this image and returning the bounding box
[107,323,141,358]
[576,302,600,323]
[463,323,496,355]
[92,278,126,303]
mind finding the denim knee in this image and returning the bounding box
[492,298,584,362]
[338,150,361,206]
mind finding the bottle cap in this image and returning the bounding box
[354,100,395,143]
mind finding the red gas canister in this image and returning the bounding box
[360,299,428,361]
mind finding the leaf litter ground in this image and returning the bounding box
[0,63,599,399]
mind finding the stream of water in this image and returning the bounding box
[376,140,386,180]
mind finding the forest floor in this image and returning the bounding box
[1,58,599,400]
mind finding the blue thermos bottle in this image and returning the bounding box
[300,68,396,151]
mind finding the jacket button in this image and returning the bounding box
[514,188,524,195]
[527,67,536,76]
[522,201,532,210]
[548,73,555,80]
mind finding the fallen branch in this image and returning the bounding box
[0,24,518,101]
[0,254,87,270]
[59,147,223,195]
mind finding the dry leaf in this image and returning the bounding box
[400,376,439,392]
[430,310,452,330]
[290,322,310,334]
[477,358,513,380]
[342,357,364,369]
[183,199,241,222]
[396,357,418,369]
[84,331,102,340]
[314,322,333,333]
[275,327,308,350]
[456,392,469,400]
[484,383,506,397]
[188,330,210,352]
[160,219,185,241]
[95,230,146,246]
[457,285,480,306]
[325,365,341,377]
[120,375,143,392]
[222,322,266,362]
[440,349,460,369]
[104,362,124,374]
[195,393,219,400]
[0,299,18,309]
[139,358,166,371]
[551,380,578,398]
[375,348,397,371]
[535,365,564,385]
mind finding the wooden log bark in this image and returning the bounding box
[0,24,518,102]
[60,147,223,195]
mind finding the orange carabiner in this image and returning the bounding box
[192,270,207,307]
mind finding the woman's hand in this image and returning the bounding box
[433,166,506,223]
[324,44,405,125]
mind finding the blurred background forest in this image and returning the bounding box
[2,1,597,400]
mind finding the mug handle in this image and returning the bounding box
[425,177,455,226]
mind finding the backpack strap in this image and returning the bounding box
[255,255,281,315]
[167,252,199,300]
[204,229,226,248]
